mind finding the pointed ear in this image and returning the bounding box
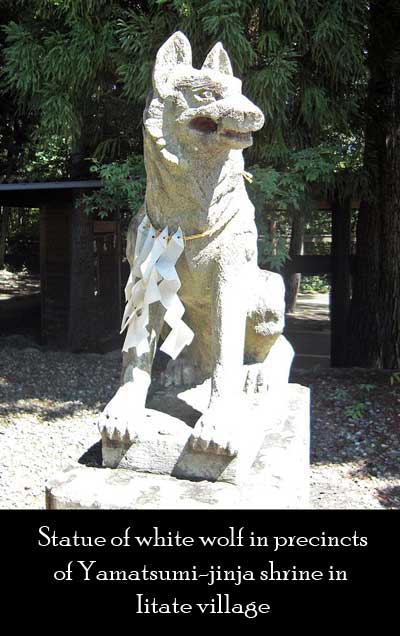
[202,42,233,75]
[153,32,192,96]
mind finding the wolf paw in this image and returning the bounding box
[189,407,238,457]
[97,384,144,445]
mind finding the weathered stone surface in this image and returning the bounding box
[98,31,295,458]
[106,381,293,486]
[46,468,239,510]
[101,409,188,469]
[46,384,309,509]
[45,33,308,511]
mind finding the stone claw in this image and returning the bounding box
[189,407,238,457]
[225,441,237,457]
[97,383,146,446]
[190,435,209,452]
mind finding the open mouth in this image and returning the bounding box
[189,117,218,134]
[189,117,252,145]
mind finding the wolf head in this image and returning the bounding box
[144,32,264,166]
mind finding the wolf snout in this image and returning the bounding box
[220,95,264,133]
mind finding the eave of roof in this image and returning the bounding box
[0,180,103,207]
[0,180,102,192]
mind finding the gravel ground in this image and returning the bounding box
[0,336,399,510]
[0,267,40,299]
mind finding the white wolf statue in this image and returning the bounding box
[99,31,294,459]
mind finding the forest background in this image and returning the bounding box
[0,0,399,369]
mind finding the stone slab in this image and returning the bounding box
[46,384,310,509]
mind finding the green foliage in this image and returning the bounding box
[0,1,368,170]
[390,372,400,386]
[116,6,177,102]
[249,144,360,212]
[1,0,143,166]
[260,236,288,271]
[344,402,366,421]
[300,275,330,294]
[332,386,349,401]
[357,383,376,392]
[247,144,349,268]
[0,0,369,258]
[81,155,146,220]
[21,134,70,180]
[3,207,40,269]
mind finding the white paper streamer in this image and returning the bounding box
[121,215,194,359]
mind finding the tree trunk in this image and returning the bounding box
[0,207,11,269]
[268,219,277,258]
[330,194,352,366]
[381,64,400,367]
[68,198,96,351]
[347,1,400,368]
[285,209,305,313]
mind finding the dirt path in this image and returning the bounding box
[285,292,330,369]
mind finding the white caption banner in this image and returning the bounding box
[121,215,194,359]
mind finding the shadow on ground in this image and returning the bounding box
[79,441,102,467]
[376,485,400,509]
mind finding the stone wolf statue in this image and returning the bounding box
[99,31,294,457]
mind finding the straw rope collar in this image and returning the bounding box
[144,208,236,243]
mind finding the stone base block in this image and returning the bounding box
[102,383,301,486]
[46,385,310,509]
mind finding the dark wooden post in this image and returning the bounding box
[68,195,95,351]
[330,195,352,366]
[93,212,122,347]
[0,206,10,268]
[40,203,70,347]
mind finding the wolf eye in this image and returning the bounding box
[198,90,214,100]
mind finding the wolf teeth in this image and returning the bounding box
[222,130,251,139]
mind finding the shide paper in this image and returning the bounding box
[121,214,194,359]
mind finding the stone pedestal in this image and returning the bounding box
[45,384,310,509]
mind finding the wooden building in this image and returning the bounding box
[0,181,122,352]
[0,182,357,364]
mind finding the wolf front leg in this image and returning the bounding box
[244,270,294,394]
[98,303,165,466]
[189,267,248,456]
